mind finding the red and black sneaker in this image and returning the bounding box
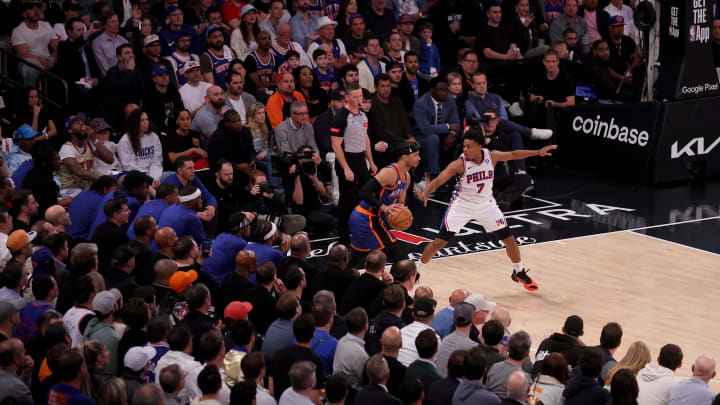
[511,269,539,291]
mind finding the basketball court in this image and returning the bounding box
[308,170,720,388]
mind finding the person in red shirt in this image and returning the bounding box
[221,0,248,30]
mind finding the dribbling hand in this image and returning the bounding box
[381,203,404,216]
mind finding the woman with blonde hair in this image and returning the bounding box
[96,377,128,405]
[447,72,467,121]
[246,102,281,188]
[605,341,652,386]
[77,340,111,396]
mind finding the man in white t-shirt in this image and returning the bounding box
[398,297,442,367]
[11,1,60,86]
[179,61,212,116]
[604,0,636,38]
[58,116,115,197]
[224,70,257,124]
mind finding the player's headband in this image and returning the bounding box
[397,143,419,156]
[179,189,202,202]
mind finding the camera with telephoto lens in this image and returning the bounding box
[271,149,316,179]
[295,149,316,176]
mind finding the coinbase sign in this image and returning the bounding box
[572,115,650,147]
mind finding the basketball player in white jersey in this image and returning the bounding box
[415,127,557,291]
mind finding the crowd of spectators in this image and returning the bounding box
[0,0,715,404]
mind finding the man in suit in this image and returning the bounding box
[55,17,101,114]
[411,76,461,186]
[406,329,441,391]
[424,349,466,405]
[355,354,402,405]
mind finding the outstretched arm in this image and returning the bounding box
[491,145,557,163]
[417,158,464,206]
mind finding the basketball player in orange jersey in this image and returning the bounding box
[415,127,557,291]
[347,142,422,270]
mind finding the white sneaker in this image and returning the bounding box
[509,102,524,117]
[414,180,434,197]
[530,128,553,140]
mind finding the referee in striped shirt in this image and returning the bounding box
[331,83,378,245]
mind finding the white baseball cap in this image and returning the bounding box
[143,34,161,47]
[124,346,156,372]
[464,294,496,312]
[183,60,200,73]
[317,16,338,29]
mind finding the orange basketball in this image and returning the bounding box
[387,206,413,231]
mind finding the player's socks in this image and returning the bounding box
[414,260,425,282]
[512,262,523,273]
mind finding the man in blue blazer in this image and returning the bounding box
[411,76,462,183]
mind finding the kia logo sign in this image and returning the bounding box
[572,116,650,147]
[670,135,720,158]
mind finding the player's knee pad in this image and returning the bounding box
[438,228,456,242]
[493,226,513,240]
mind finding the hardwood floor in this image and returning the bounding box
[417,230,720,390]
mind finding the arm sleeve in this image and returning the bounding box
[413,100,449,134]
[92,39,112,75]
[274,123,291,153]
[149,135,163,180]
[549,20,563,42]
[498,97,509,120]
[116,135,140,172]
[296,44,313,68]
[330,109,349,138]
[266,95,284,129]
[358,177,383,210]
[447,99,461,126]
[305,126,319,154]
[198,179,217,207]
[190,215,206,244]
[465,99,480,119]
[58,144,76,160]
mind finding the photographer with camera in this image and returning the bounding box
[248,170,307,234]
[289,145,338,237]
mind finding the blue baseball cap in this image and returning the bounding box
[64,115,83,133]
[13,125,40,140]
[152,64,169,77]
[166,4,181,15]
[32,247,54,276]
[349,13,364,24]
[609,15,625,26]
[399,14,415,23]
[206,24,224,39]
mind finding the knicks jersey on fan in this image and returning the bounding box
[247,52,276,85]
[350,164,409,251]
[441,149,507,234]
